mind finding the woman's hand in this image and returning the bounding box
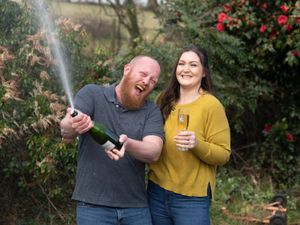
[174,131,197,151]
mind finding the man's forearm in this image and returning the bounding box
[125,135,163,163]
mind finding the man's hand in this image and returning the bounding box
[68,108,93,134]
[105,134,128,160]
[60,107,93,143]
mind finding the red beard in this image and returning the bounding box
[119,76,150,110]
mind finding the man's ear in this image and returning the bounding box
[123,64,131,76]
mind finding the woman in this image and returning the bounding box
[148,45,231,225]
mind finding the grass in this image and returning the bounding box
[211,168,300,225]
[2,167,299,225]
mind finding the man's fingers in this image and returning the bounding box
[110,149,124,159]
[105,149,123,160]
[112,149,125,158]
[71,114,93,134]
[105,150,116,160]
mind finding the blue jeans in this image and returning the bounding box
[76,202,152,225]
[147,181,211,225]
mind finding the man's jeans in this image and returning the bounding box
[76,202,152,225]
[147,181,211,225]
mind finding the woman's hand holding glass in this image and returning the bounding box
[176,108,197,151]
[174,131,197,151]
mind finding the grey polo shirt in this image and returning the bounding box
[72,83,164,207]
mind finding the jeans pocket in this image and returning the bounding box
[77,201,95,208]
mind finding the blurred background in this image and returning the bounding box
[0,0,299,224]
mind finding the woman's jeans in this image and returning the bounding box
[147,181,211,225]
[76,202,152,225]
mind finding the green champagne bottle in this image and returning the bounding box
[71,110,122,150]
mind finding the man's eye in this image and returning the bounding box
[150,79,156,85]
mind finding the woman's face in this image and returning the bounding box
[176,51,204,91]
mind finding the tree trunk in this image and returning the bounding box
[146,0,159,14]
[105,0,142,49]
[124,0,141,47]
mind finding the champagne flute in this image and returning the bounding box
[178,108,189,131]
[177,108,189,151]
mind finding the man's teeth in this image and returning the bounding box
[136,85,144,92]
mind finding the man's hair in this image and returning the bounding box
[128,55,158,65]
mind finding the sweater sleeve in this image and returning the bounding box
[191,99,231,166]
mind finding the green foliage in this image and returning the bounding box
[215,1,300,188]
[0,1,120,223]
[88,46,120,84]
[54,17,89,91]
[0,0,87,222]
[257,119,298,187]
[0,0,38,47]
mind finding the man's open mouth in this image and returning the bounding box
[136,84,145,93]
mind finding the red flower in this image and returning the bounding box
[223,4,232,12]
[294,18,300,24]
[286,132,295,142]
[269,29,277,40]
[286,24,292,32]
[259,25,267,33]
[278,15,288,26]
[292,50,299,57]
[218,12,228,23]
[216,23,224,32]
[264,124,272,133]
[248,20,255,27]
[260,3,268,9]
[280,5,289,13]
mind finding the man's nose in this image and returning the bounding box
[142,77,150,85]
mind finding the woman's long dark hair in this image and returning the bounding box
[158,44,213,122]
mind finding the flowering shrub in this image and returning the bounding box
[216,0,300,66]
[258,119,297,187]
[0,1,96,223]
[214,1,300,188]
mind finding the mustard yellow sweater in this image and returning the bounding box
[149,94,231,198]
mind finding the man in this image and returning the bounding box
[60,55,164,225]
